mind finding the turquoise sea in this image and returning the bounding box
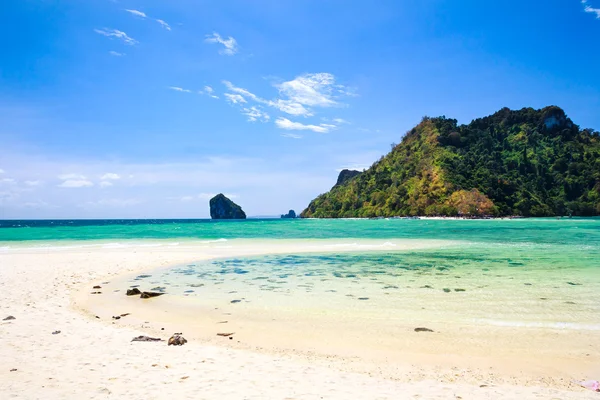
[2,218,599,329]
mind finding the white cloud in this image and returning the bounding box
[275,118,334,133]
[100,173,120,180]
[100,181,114,188]
[156,19,171,30]
[242,106,270,122]
[582,0,600,17]
[205,32,239,55]
[223,81,261,102]
[333,118,350,124]
[94,28,138,45]
[281,133,303,139]
[204,86,214,94]
[125,9,147,18]
[58,173,86,180]
[224,93,247,104]
[58,180,94,188]
[21,200,56,209]
[24,180,42,186]
[0,169,4,174]
[221,73,354,119]
[169,86,192,93]
[109,51,125,57]
[1,178,15,184]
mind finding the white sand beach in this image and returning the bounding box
[1,240,599,399]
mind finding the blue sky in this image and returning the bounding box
[1,0,599,218]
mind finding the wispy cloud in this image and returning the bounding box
[169,86,192,93]
[155,19,171,30]
[125,9,147,18]
[109,51,125,57]
[57,173,93,188]
[205,32,239,55]
[99,181,113,188]
[275,118,334,133]
[0,168,5,174]
[94,28,138,45]
[125,9,172,31]
[582,0,600,17]
[198,86,219,99]
[222,73,354,121]
[224,93,247,104]
[24,180,42,187]
[281,133,303,139]
[242,106,270,122]
[58,180,94,188]
[100,173,120,180]
[333,118,350,124]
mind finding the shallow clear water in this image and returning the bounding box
[3,218,599,329]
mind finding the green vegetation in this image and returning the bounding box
[301,106,600,218]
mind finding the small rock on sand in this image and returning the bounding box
[93,285,102,289]
[131,336,162,342]
[126,288,141,296]
[3,315,16,321]
[414,327,434,332]
[217,332,234,337]
[168,333,187,346]
[52,330,61,335]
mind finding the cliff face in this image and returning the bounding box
[301,106,600,218]
[209,194,246,219]
[335,169,361,187]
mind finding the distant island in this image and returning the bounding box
[209,194,246,219]
[301,106,600,218]
[281,210,297,219]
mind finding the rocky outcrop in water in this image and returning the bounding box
[281,210,297,219]
[209,194,246,219]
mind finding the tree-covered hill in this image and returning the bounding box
[301,106,600,218]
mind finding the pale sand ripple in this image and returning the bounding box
[0,239,598,399]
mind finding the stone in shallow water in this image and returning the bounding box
[454,288,466,292]
[140,292,165,299]
[443,288,451,293]
[126,288,141,296]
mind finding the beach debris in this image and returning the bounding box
[575,380,599,392]
[120,313,130,317]
[454,288,466,292]
[137,274,152,279]
[52,330,61,335]
[230,299,241,303]
[93,285,102,289]
[112,316,121,320]
[126,288,141,296]
[168,333,187,346]
[3,315,15,321]
[358,297,369,300]
[131,335,162,342]
[90,291,102,294]
[217,332,234,337]
[95,316,100,319]
[567,282,582,286]
[10,369,17,372]
[181,376,189,380]
[414,327,434,332]
[217,321,228,324]
[141,291,165,299]
[443,288,451,293]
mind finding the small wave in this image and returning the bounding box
[201,238,228,244]
[475,319,600,331]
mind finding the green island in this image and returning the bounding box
[301,106,600,218]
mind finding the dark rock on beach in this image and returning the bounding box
[3,316,15,321]
[209,193,246,219]
[414,327,434,332]
[168,333,187,346]
[126,288,141,296]
[131,336,163,342]
[140,292,165,299]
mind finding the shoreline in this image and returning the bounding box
[2,239,599,398]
